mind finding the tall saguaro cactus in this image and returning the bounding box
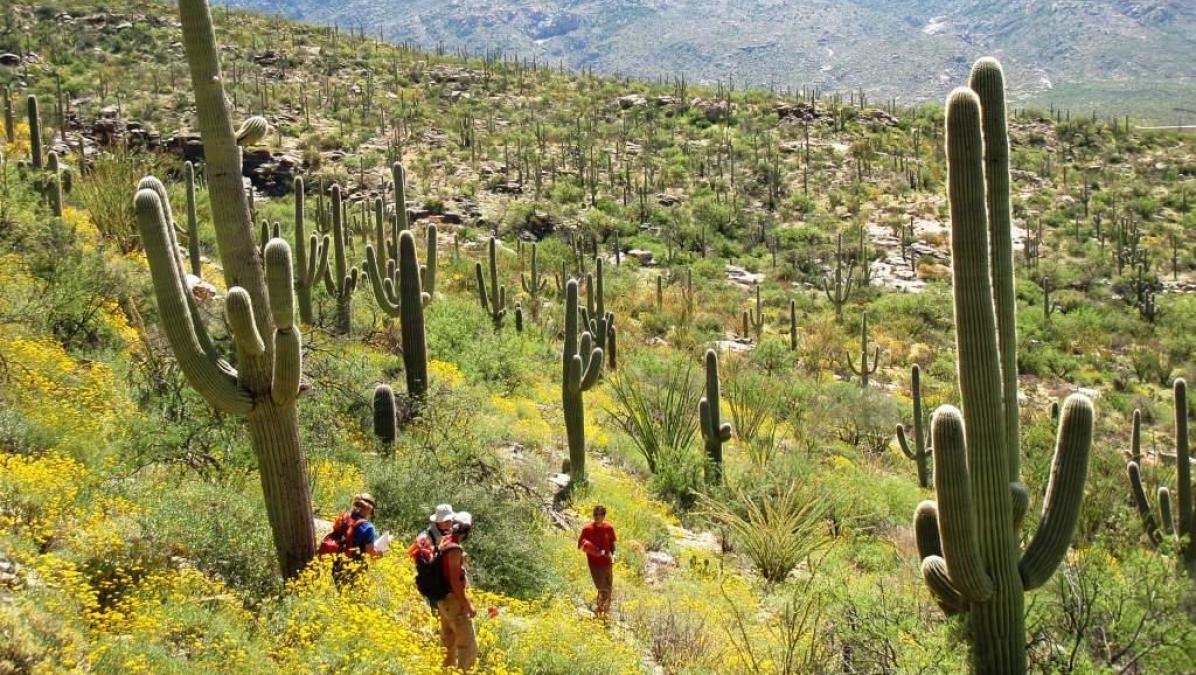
[913,59,1093,674]
[699,348,732,484]
[896,364,932,489]
[520,241,547,322]
[291,177,329,325]
[3,85,13,144]
[132,0,317,580]
[822,232,856,320]
[324,184,358,334]
[561,278,603,485]
[1126,379,1194,578]
[27,95,43,170]
[846,311,880,388]
[476,236,507,328]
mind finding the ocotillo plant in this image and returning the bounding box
[846,311,880,388]
[1126,379,1194,578]
[896,364,932,489]
[561,278,603,485]
[476,236,507,328]
[324,184,358,335]
[913,59,1093,675]
[822,232,856,320]
[27,95,43,170]
[132,0,317,580]
[291,177,329,325]
[520,241,547,322]
[699,348,732,484]
[373,384,397,446]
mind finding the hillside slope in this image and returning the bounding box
[225,0,1196,121]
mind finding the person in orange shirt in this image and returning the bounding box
[439,512,477,670]
[577,504,616,619]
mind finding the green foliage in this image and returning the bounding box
[605,354,700,474]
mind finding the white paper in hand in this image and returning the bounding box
[374,532,392,553]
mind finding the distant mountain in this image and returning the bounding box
[225,0,1196,121]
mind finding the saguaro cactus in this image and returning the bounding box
[520,241,547,322]
[476,236,507,328]
[913,59,1093,674]
[789,299,798,351]
[896,364,932,489]
[562,278,604,485]
[3,85,13,144]
[184,162,203,276]
[324,184,358,335]
[846,311,880,388]
[27,95,43,170]
[133,0,318,580]
[291,177,330,325]
[699,348,732,484]
[822,232,856,320]
[45,151,63,217]
[1126,379,1194,578]
[373,384,397,446]
[746,284,764,341]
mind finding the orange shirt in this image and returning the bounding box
[578,521,616,568]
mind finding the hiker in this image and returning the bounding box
[408,504,457,612]
[438,512,477,670]
[319,493,384,585]
[578,504,616,618]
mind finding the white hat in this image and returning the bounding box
[429,504,456,523]
[453,511,473,527]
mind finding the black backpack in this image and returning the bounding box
[414,542,459,601]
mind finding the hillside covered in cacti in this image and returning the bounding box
[2,0,1196,673]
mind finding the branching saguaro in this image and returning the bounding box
[896,364,932,489]
[561,278,603,485]
[133,0,316,581]
[913,58,1093,674]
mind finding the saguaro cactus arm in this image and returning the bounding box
[135,188,252,414]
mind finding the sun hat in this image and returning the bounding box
[429,503,456,523]
[452,511,472,528]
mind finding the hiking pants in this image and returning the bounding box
[589,563,613,615]
[438,595,477,670]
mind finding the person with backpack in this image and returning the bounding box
[408,503,457,612]
[318,493,384,586]
[578,504,616,619]
[416,512,477,670]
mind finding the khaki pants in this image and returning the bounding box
[589,563,613,616]
[438,594,477,670]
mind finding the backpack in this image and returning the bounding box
[414,541,460,602]
[319,512,366,556]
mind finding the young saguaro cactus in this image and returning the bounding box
[135,0,318,580]
[27,95,43,170]
[789,298,798,351]
[184,162,203,276]
[747,284,764,341]
[373,384,397,446]
[896,364,932,489]
[913,59,1093,674]
[4,86,14,144]
[699,348,733,484]
[1126,379,1194,578]
[476,236,507,328]
[562,278,604,485]
[323,184,358,335]
[45,151,64,217]
[846,311,880,388]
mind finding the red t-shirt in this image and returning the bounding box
[578,521,617,568]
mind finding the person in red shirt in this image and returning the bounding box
[577,504,617,619]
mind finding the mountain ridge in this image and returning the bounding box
[224,0,1196,122]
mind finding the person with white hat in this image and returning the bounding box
[438,511,477,670]
[408,504,457,611]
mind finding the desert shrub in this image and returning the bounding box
[605,353,700,474]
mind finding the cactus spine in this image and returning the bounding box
[913,59,1093,674]
[562,278,604,485]
[27,95,43,170]
[1126,380,1194,577]
[323,184,358,335]
[846,311,880,388]
[699,348,732,484]
[476,236,507,328]
[897,364,932,489]
[134,0,318,580]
